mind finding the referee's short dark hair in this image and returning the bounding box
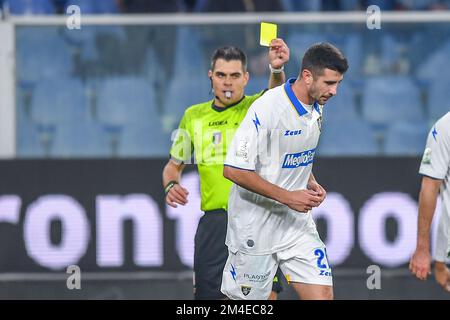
[301,42,348,77]
[211,46,247,72]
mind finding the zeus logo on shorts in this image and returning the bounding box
[282,148,316,168]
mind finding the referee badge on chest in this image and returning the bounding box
[212,131,222,145]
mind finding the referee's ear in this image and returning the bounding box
[208,71,214,93]
[243,71,249,85]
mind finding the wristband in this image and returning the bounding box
[269,64,284,74]
[164,180,179,195]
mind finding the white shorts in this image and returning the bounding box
[221,228,333,300]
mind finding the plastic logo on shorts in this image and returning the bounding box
[241,285,251,296]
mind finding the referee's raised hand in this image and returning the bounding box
[269,38,290,69]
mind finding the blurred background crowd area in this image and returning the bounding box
[1,0,449,158]
[2,0,450,14]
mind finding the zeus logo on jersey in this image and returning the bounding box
[282,148,316,168]
[284,129,302,136]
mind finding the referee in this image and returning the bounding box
[162,38,289,299]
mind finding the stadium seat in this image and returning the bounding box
[51,121,111,157]
[416,39,450,83]
[30,78,89,126]
[380,34,402,72]
[65,0,95,13]
[365,0,396,10]
[163,75,211,132]
[71,29,99,62]
[318,120,379,156]
[322,82,359,121]
[118,123,172,157]
[16,27,74,83]
[361,76,424,127]
[96,76,159,126]
[384,121,429,156]
[427,77,450,123]
[287,33,331,61]
[173,26,206,76]
[5,0,55,14]
[94,0,119,13]
[16,120,46,158]
[64,0,118,14]
[245,76,268,96]
[338,0,361,10]
[281,0,321,11]
[192,0,208,11]
[342,34,363,77]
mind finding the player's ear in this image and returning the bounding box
[302,69,313,85]
[208,70,213,80]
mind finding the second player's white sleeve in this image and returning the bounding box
[419,117,450,179]
[225,103,273,171]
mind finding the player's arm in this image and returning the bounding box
[162,159,189,208]
[223,101,319,213]
[307,173,326,204]
[409,176,442,280]
[223,166,321,213]
[268,38,289,89]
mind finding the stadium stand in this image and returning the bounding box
[8,1,450,157]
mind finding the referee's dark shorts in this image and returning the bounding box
[193,209,283,300]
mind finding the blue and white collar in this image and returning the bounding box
[283,78,321,117]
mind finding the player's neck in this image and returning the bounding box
[291,80,314,106]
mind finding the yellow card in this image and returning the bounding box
[260,22,277,46]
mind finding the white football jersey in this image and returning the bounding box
[419,112,450,262]
[224,78,323,255]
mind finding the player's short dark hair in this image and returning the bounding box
[301,42,348,77]
[211,46,247,72]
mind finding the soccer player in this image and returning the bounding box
[221,43,348,300]
[410,112,450,291]
[162,39,290,300]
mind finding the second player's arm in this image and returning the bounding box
[223,166,321,213]
[410,176,442,279]
[307,173,326,203]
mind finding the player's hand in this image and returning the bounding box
[307,180,326,205]
[166,184,189,208]
[269,38,289,69]
[409,248,432,280]
[284,189,321,213]
[434,262,450,292]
